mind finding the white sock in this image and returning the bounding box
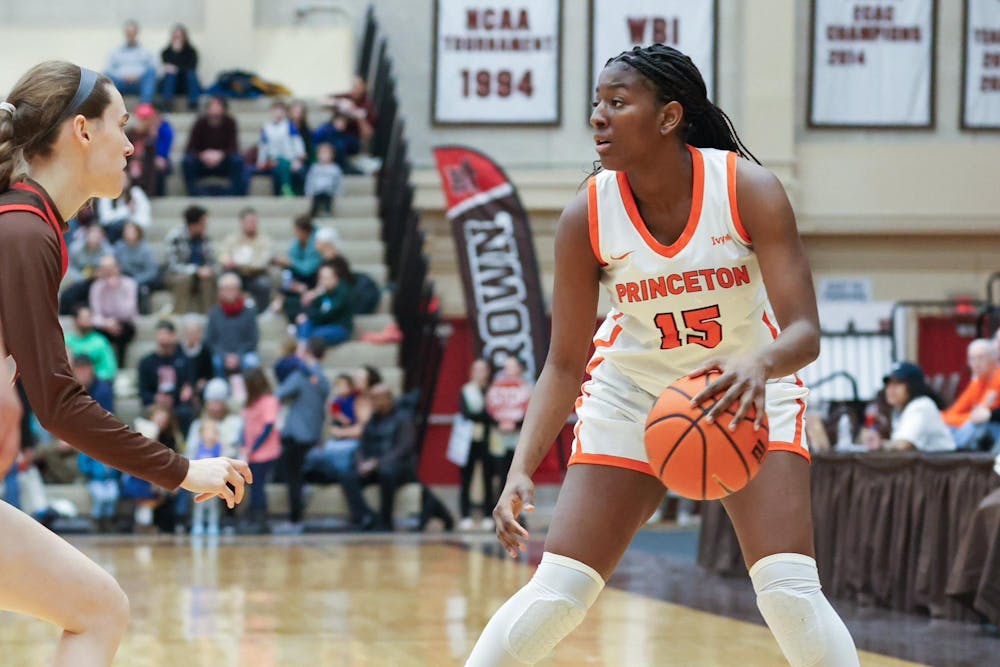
[465,552,605,666]
[750,553,860,667]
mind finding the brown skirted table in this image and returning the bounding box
[697,452,1000,623]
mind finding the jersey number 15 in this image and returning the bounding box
[654,305,722,350]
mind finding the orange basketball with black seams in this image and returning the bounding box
[644,372,769,500]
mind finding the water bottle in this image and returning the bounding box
[836,411,853,447]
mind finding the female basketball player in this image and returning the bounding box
[466,45,859,667]
[0,61,252,666]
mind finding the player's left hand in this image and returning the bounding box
[688,354,770,431]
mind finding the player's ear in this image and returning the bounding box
[71,114,92,145]
[658,101,684,137]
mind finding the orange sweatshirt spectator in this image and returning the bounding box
[943,339,1000,450]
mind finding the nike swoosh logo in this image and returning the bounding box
[611,251,634,261]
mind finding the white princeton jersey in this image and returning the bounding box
[585,145,789,397]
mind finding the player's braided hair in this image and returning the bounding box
[606,44,759,164]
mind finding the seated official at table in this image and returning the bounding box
[861,362,956,452]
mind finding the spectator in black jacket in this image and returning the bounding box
[457,359,496,531]
[160,24,202,111]
[180,314,214,396]
[205,273,261,377]
[182,96,245,196]
[137,319,195,432]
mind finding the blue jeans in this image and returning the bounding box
[212,352,261,377]
[87,479,119,520]
[160,69,202,109]
[182,153,247,196]
[109,69,157,104]
[951,422,1000,451]
[297,321,350,346]
[248,460,275,520]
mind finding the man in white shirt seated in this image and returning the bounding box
[861,361,956,453]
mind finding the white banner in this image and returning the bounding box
[590,0,716,102]
[810,0,935,127]
[963,0,1000,128]
[433,1,561,124]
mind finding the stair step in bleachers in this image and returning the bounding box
[150,192,377,218]
[142,216,382,242]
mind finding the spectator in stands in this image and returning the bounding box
[219,207,275,308]
[273,337,306,384]
[96,174,151,243]
[127,102,173,197]
[186,418,223,536]
[486,355,533,512]
[326,76,378,146]
[289,100,315,162]
[179,314,215,395]
[77,452,120,533]
[105,19,157,104]
[89,255,138,368]
[295,262,354,346]
[137,320,196,432]
[64,306,117,383]
[315,226,343,260]
[276,336,331,533]
[36,356,112,484]
[457,359,496,531]
[305,142,343,217]
[312,110,361,175]
[159,24,202,112]
[330,254,381,316]
[205,273,261,377]
[273,215,322,321]
[943,339,1000,450]
[240,368,282,532]
[258,100,307,196]
[340,384,417,531]
[303,366,380,483]
[165,205,218,313]
[128,404,185,533]
[186,378,243,457]
[114,222,160,314]
[861,362,955,452]
[182,95,245,196]
[61,224,113,315]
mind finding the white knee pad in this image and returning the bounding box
[750,553,859,667]
[465,552,605,666]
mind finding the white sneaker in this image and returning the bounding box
[457,517,475,532]
[479,518,495,532]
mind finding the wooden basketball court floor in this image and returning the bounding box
[0,534,930,667]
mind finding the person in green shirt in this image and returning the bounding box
[64,305,118,381]
[295,262,353,346]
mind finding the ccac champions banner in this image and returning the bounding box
[433,0,562,125]
[590,0,717,106]
[432,146,548,379]
[963,0,1000,129]
[809,0,936,127]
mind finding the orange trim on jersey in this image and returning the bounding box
[767,441,811,463]
[587,176,607,266]
[617,144,704,259]
[727,151,752,244]
[572,420,583,454]
[569,452,658,478]
[586,355,605,374]
[762,312,779,339]
[792,398,807,444]
[594,325,622,349]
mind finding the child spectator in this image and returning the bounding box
[304,142,343,217]
[89,256,138,368]
[105,19,157,103]
[114,222,161,313]
[96,174,151,242]
[276,336,331,533]
[205,273,261,376]
[312,110,361,174]
[258,100,307,197]
[240,368,282,532]
[127,103,173,196]
[165,205,218,313]
[274,337,306,384]
[330,374,358,427]
[183,96,245,196]
[64,306,117,383]
[160,24,202,111]
[78,453,120,533]
[295,262,353,346]
[187,419,222,536]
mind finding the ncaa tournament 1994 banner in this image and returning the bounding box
[433,0,562,125]
[590,0,717,108]
[432,146,548,379]
[963,0,1000,129]
[809,0,935,127]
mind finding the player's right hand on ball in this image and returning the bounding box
[493,471,535,559]
[181,457,254,509]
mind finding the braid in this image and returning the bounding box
[610,45,760,164]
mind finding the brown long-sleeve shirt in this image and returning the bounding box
[0,180,189,489]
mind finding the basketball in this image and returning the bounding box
[644,373,769,501]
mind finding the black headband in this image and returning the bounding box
[57,67,101,123]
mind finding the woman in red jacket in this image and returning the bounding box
[0,61,252,666]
